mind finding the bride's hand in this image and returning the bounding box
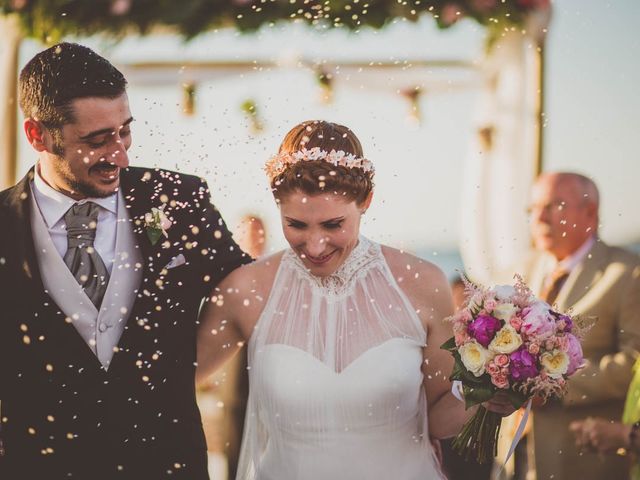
[482,392,517,416]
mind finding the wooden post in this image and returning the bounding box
[0,15,23,190]
[534,40,546,177]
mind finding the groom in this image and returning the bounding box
[0,43,249,479]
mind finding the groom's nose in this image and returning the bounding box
[103,145,129,168]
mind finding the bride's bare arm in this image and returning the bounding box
[413,264,470,439]
[383,247,474,438]
[196,253,282,384]
[195,268,248,385]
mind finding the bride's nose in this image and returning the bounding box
[305,233,328,257]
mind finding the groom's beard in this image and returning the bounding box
[52,152,121,199]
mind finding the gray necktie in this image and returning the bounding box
[63,202,110,307]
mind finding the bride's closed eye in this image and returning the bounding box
[322,221,343,230]
[287,220,307,229]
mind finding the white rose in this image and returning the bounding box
[488,325,523,354]
[493,285,516,301]
[493,302,518,322]
[540,349,569,378]
[459,341,492,377]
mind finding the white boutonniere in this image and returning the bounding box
[144,206,172,245]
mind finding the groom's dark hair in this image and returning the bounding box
[18,42,127,137]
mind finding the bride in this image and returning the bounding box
[196,120,511,479]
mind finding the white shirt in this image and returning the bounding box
[32,165,117,273]
[555,235,597,274]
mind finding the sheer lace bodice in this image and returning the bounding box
[236,237,445,480]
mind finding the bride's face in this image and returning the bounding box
[279,191,365,277]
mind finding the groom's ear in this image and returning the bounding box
[24,118,50,153]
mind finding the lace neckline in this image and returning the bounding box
[283,236,383,296]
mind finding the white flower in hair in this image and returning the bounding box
[264,147,375,181]
[308,147,323,161]
[328,150,346,164]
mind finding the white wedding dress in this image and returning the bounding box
[236,237,445,480]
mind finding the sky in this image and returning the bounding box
[16,0,640,257]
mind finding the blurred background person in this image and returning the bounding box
[235,214,267,260]
[517,172,640,480]
[570,352,640,479]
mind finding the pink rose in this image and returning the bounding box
[562,334,584,375]
[528,343,540,355]
[491,373,510,389]
[495,354,510,367]
[486,363,500,376]
[521,302,555,340]
[509,317,523,331]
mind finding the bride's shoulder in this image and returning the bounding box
[380,245,452,312]
[380,245,448,287]
[222,250,285,293]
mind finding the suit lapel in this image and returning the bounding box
[118,167,175,273]
[108,168,175,374]
[557,240,609,310]
[3,169,42,286]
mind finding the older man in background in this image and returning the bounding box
[521,172,640,479]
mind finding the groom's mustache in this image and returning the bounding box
[90,162,119,173]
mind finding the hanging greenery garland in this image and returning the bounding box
[1,0,549,45]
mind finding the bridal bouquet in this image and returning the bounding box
[441,275,584,463]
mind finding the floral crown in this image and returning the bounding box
[264,147,375,181]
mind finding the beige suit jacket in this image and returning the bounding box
[522,240,640,480]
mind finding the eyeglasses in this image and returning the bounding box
[526,200,572,215]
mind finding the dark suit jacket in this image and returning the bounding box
[0,167,249,479]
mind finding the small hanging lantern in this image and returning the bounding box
[182,82,196,116]
[315,66,334,104]
[478,125,495,152]
[400,86,423,126]
[241,99,264,135]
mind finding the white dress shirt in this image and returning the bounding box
[32,166,117,273]
[30,166,143,369]
[542,235,597,290]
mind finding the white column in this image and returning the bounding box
[459,18,548,284]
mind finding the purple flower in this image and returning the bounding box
[509,347,539,382]
[467,314,502,348]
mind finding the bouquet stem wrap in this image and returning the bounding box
[452,405,502,464]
